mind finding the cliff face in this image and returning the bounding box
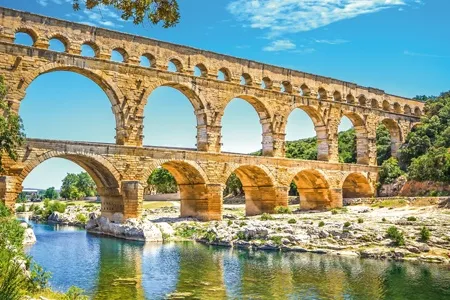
[379,177,450,197]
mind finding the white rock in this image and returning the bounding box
[23,227,36,245]
[156,222,175,237]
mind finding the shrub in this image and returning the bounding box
[343,221,351,228]
[204,230,217,243]
[16,204,26,213]
[420,226,431,242]
[227,219,232,226]
[331,209,338,215]
[407,216,417,222]
[271,236,283,246]
[387,226,405,246]
[83,204,95,208]
[64,286,89,300]
[378,157,404,185]
[239,221,247,227]
[76,214,88,224]
[236,231,246,240]
[260,213,274,221]
[318,221,325,227]
[287,218,297,224]
[357,218,364,224]
[66,202,76,206]
[382,217,386,222]
[274,206,292,214]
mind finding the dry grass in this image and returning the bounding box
[142,201,174,210]
[371,199,408,208]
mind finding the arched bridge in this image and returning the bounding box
[0,7,424,220]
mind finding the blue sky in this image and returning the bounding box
[4,0,448,189]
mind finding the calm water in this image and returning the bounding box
[26,222,450,300]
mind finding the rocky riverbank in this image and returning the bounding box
[22,199,450,264]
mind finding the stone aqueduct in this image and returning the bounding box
[0,7,424,220]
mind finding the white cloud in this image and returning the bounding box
[314,39,349,45]
[36,0,48,6]
[263,39,296,52]
[228,0,418,38]
[404,50,449,58]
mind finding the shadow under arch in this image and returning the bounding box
[291,169,334,210]
[380,118,403,159]
[342,173,374,198]
[283,103,329,161]
[220,94,274,156]
[341,111,369,165]
[142,160,211,220]
[19,150,123,218]
[227,165,277,216]
[19,63,126,143]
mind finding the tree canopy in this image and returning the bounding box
[60,172,96,200]
[0,75,25,171]
[73,0,180,27]
[147,168,177,194]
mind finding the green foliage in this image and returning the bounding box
[420,226,431,242]
[343,221,351,228]
[357,218,364,224]
[382,217,387,222]
[148,168,178,194]
[338,128,357,163]
[76,214,88,224]
[223,173,243,196]
[204,230,217,243]
[285,137,318,160]
[274,206,292,214]
[61,172,96,200]
[29,264,51,292]
[260,213,274,221]
[16,204,26,213]
[331,209,338,215]
[376,124,392,165]
[407,147,450,182]
[287,218,297,224]
[407,216,417,222]
[41,201,67,219]
[387,226,405,246]
[318,221,325,227]
[0,75,26,171]
[379,157,404,185]
[16,193,27,203]
[271,236,283,246]
[43,187,59,200]
[64,286,89,300]
[73,0,180,28]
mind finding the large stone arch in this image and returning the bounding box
[18,150,124,218]
[225,164,277,216]
[342,172,374,198]
[219,94,275,156]
[290,169,333,210]
[380,118,403,158]
[341,111,369,165]
[283,103,329,161]
[16,63,127,144]
[141,159,211,219]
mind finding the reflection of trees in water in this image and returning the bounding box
[168,242,227,299]
[93,237,145,300]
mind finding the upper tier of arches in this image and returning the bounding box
[2,10,423,118]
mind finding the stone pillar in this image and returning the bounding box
[121,181,144,220]
[368,138,378,166]
[0,176,21,210]
[316,125,329,161]
[99,187,124,220]
[262,132,285,157]
[179,183,222,221]
[329,188,343,208]
[355,125,369,165]
[274,186,289,208]
[197,125,221,152]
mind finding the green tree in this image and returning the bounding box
[60,172,96,200]
[376,124,392,165]
[379,157,404,185]
[223,173,243,196]
[72,0,180,27]
[0,75,26,171]
[148,168,178,194]
[44,187,59,200]
[76,172,96,197]
[338,128,357,163]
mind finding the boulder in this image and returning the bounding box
[156,222,175,238]
[23,227,36,245]
[111,213,124,224]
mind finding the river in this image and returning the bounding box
[25,222,450,299]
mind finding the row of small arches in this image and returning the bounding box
[13,29,422,117]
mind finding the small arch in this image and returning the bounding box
[81,41,100,58]
[14,28,38,46]
[168,58,183,72]
[48,35,69,52]
[358,95,367,106]
[342,173,373,198]
[382,100,391,111]
[414,107,422,116]
[291,170,333,210]
[194,63,208,77]
[346,94,355,104]
[241,73,252,86]
[381,118,403,159]
[261,77,272,89]
[338,112,369,165]
[111,48,129,63]
[393,102,402,113]
[404,105,411,115]
[217,68,231,81]
[229,165,277,216]
[333,91,342,102]
[300,84,311,96]
[140,53,156,68]
[317,87,327,100]
[281,81,293,93]
[371,99,379,109]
